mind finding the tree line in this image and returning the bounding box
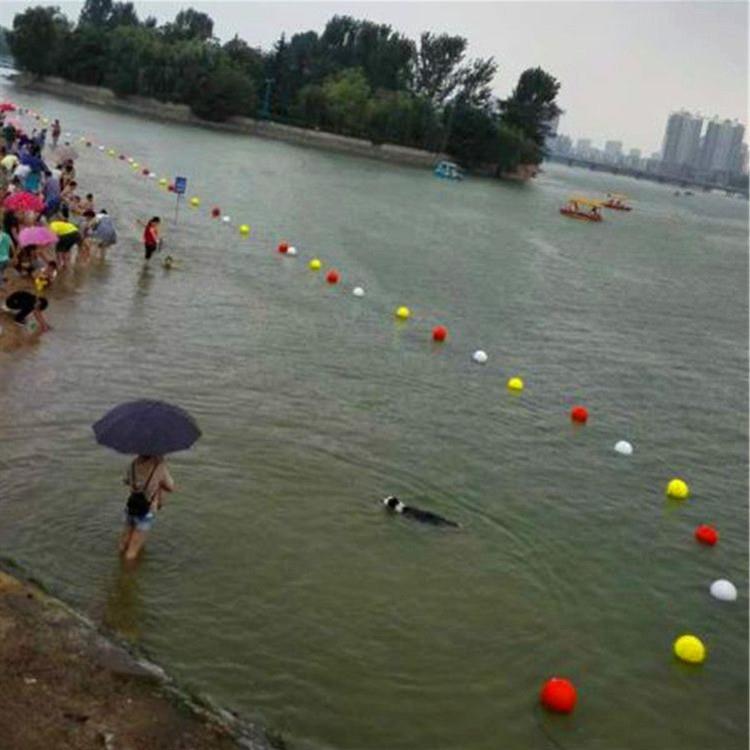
[8,2,562,174]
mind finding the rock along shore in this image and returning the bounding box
[0,559,275,750]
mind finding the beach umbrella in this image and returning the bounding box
[18,226,58,248]
[93,399,202,455]
[0,102,16,112]
[3,192,45,213]
[55,144,79,162]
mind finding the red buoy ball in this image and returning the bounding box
[118,154,126,160]
[141,168,150,176]
[85,141,92,147]
[540,678,577,714]
[695,524,718,546]
[570,406,589,424]
[326,270,340,284]
[432,325,448,342]
[277,242,289,254]
[211,207,221,218]
[167,184,175,192]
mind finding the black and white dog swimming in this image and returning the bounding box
[382,496,459,528]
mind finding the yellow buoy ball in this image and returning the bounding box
[107,149,116,156]
[190,197,201,208]
[666,478,690,500]
[309,258,322,271]
[132,162,139,169]
[239,224,250,236]
[159,177,168,187]
[507,377,524,392]
[674,634,706,664]
[395,306,411,320]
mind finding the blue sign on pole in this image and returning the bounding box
[174,176,187,195]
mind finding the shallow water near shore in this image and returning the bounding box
[0,78,748,750]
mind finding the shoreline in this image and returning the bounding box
[13,74,450,170]
[0,556,276,750]
[11,74,536,181]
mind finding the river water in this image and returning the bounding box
[0,76,747,750]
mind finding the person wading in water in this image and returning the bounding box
[120,454,175,561]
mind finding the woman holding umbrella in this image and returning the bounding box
[93,400,201,562]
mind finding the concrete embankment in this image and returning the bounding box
[14,74,447,169]
[0,559,273,750]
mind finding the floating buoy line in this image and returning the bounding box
[13,102,740,725]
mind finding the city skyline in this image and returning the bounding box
[0,1,747,154]
[557,109,747,162]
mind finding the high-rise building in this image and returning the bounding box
[698,119,745,175]
[661,111,703,169]
[604,140,623,163]
[626,148,642,168]
[575,138,592,158]
[741,143,749,175]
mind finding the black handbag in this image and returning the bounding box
[126,460,160,518]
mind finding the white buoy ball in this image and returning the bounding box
[614,440,633,456]
[222,215,231,223]
[710,579,738,602]
[286,246,297,256]
[352,287,365,297]
[472,350,488,364]
[98,145,105,151]
[148,172,157,179]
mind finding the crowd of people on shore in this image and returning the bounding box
[0,108,118,340]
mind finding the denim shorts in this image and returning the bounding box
[124,510,156,532]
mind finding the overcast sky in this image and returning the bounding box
[1,1,746,153]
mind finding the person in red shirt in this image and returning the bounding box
[142,216,160,261]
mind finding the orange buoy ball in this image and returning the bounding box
[326,270,340,284]
[694,525,718,546]
[211,207,221,218]
[540,678,577,714]
[278,242,289,254]
[432,325,448,342]
[570,405,588,424]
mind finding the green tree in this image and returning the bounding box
[164,8,214,42]
[412,32,467,106]
[322,67,370,134]
[9,6,71,77]
[444,102,499,167]
[291,84,327,127]
[500,67,561,151]
[187,63,257,120]
[78,0,112,27]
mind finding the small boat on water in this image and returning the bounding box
[434,160,463,180]
[602,192,632,211]
[559,196,603,222]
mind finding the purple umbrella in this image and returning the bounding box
[20,153,47,172]
[93,400,201,455]
[18,226,58,248]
